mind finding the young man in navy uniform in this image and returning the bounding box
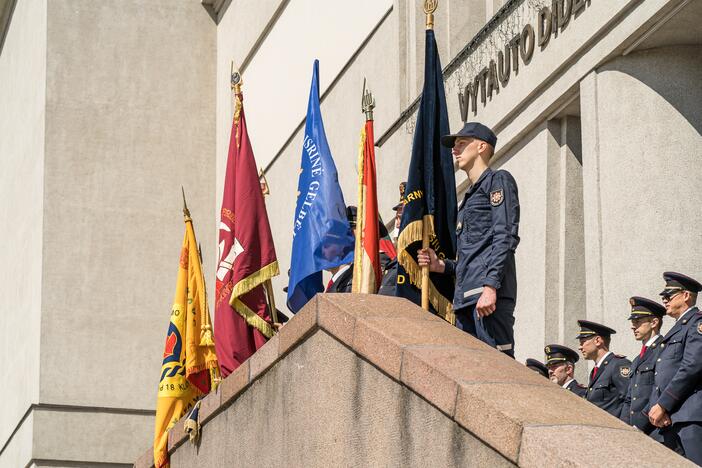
[544,344,587,397]
[577,320,631,417]
[620,297,665,439]
[645,272,702,465]
[418,122,520,357]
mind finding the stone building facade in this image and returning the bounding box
[1,0,700,465]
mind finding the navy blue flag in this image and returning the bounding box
[396,29,457,324]
[287,60,354,313]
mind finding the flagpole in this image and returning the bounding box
[264,279,279,327]
[352,81,367,293]
[232,62,279,329]
[420,0,438,311]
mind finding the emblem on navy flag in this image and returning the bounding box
[490,189,504,206]
[620,366,631,378]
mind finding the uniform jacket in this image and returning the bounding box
[620,335,663,433]
[646,307,702,423]
[444,168,520,309]
[326,266,353,293]
[378,259,398,296]
[586,353,632,417]
[566,379,587,398]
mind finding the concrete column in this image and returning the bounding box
[0,0,46,460]
[545,116,586,381]
[1,1,216,466]
[580,45,702,357]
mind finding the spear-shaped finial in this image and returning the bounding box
[424,0,438,30]
[182,186,191,219]
[361,77,375,121]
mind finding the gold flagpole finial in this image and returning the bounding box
[424,0,438,30]
[231,61,243,148]
[361,77,375,121]
[182,186,191,219]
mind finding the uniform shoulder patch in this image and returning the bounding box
[490,189,504,206]
[697,322,702,335]
[620,366,631,378]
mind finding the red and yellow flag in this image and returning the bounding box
[352,102,383,293]
[214,78,279,377]
[154,203,220,468]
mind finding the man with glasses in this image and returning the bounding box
[645,272,702,465]
[620,297,665,439]
[545,344,587,397]
[577,320,631,416]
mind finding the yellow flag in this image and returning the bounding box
[154,204,220,468]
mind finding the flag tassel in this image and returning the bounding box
[352,117,366,293]
[184,400,201,444]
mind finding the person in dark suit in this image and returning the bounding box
[645,272,702,465]
[577,320,631,417]
[544,344,587,397]
[325,206,356,294]
[525,358,549,378]
[620,296,665,439]
[379,182,405,297]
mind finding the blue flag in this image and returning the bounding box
[287,60,354,313]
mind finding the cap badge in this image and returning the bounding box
[545,346,551,353]
[490,189,504,206]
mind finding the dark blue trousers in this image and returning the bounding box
[455,298,515,358]
[661,422,702,465]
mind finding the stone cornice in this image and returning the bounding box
[135,294,689,467]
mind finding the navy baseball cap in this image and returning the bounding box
[441,122,497,149]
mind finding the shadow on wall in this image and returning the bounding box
[599,45,702,136]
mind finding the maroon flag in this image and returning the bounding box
[214,83,279,377]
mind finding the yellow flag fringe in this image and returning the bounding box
[396,214,455,324]
[228,261,280,337]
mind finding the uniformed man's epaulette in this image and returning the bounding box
[577,383,586,389]
[614,354,627,359]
